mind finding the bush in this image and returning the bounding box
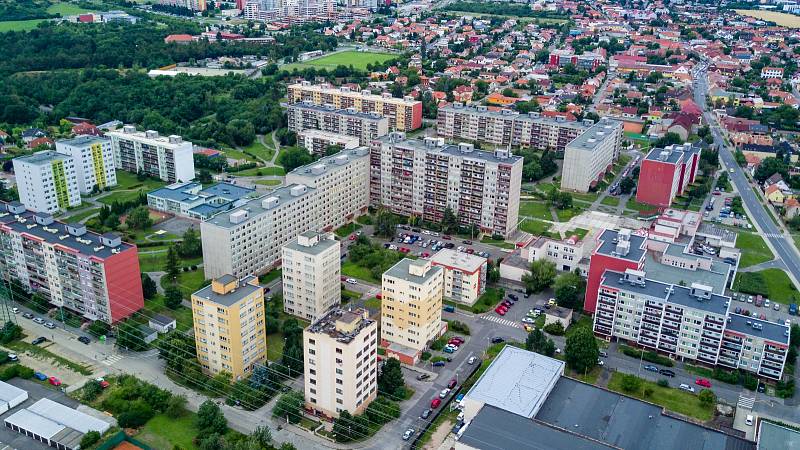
[166,395,188,418]
[117,400,154,428]
[430,336,447,351]
[447,320,471,336]
[619,345,674,367]
[776,379,796,398]
[82,381,104,403]
[421,351,431,361]
[80,431,101,448]
[698,389,716,407]
[643,387,654,397]
[620,374,642,393]
[0,364,33,381]
[543,322,565,336]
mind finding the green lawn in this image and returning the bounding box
[519,218,551,236]
[555,206,583,222]
[334,222,362,238]
[114,171,167,191]
[0,20,46,32]
[736,232,774,268]
[98,189,146,205]
[341,261,379,284]
[601,196,621,207]
[364,297,381,310]
[161,269,208,298]
[242,139,275,162]
[65,207,100,222]
[140,252,201,273]
[254,179,281,186]
[607,372,714,421]
[572,192,600,202]
[625,199,660,214]
[480,237,515,249]
[518,201,552,220]
[266,333,285,361]
[734,269,797,304]
[143,295,194,332]
[228,166,285,177]
[282,50,398,72]
[259,269,282,285]
[564,228,589,240]
[47,2,91,15]
[137,414,199,450]
[222,147,258,163]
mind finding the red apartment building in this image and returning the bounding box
[636,144,701,208]
[584,229,647,313]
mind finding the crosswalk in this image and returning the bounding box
[481,315,521,329]
[102,354,124,366]
[761,233,784,239]
[738,394,755,410]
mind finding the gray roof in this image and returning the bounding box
[536,378,755,450]
[4,408,64,439]
[440,104,593,130]
[148,182,203,202]
[644,143,700,164]
[465,346,563,419]
[0,380,27,404]
[56,136,109,147]
[758,421,800,450]
[286,148,369,180]
[459,405,613,450]
[727,313,789,345]
[204,184,315,228]
[283,232,338,256]
[595,229,647,262]
[643,248,731,296]
[200,182,255,201]
[27,398,110,435]
[192,277,262,307]
[378,135,523,166]
[14,151,71,166]
[288,101,387,121]
[566,119,623,152]
[149,313,176,327]
[383,259,442,285]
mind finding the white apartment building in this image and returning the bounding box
[304,308,378,418]
[381,258,444,364]
[13,151,81,213]
[298,129,360,157]
[287,102,389,148]
[201,148,369,280]
[55,136,117,194]
[106,126,195,183]
[282,231,341,321]
[560,118,624,193]
[429,249,487,306]
[370,134,523,237]
[500,233,592,283]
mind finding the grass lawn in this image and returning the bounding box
[143,295,194,332]
[519,218,551,236]
[98,189,146,205]
[242,139,275,161]
[254,179,281,186]
[568,366,601,385]
[161,269,208,298]
[601,196,620,207]
[734,269,797,304]
[7,340,92,375]
[259,269,282,285]
[47,2,91,15]
[137,414,198,450]
[480,237,515,249]
[341,261,378,284]
[736,232,773,268]
[606,372,713,421]
[222,147,258,163]
[572,191,600,202]
[282,50,397,72]
[229,166,285,177]
[555,206,583,222]
[518,201,552,220]
[65,207,100,222]
[364,297,381,310]
[625,199,660,214]
[0,19,47,32]
[564,228,589,240]
[114,171,167,191]
[266,333,285,361]
[139,252,200,273]
[334,222,362,238]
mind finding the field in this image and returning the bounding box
[735,232,774,268]
[282,50,398,72]
[0,20,46,32]
[734,269,797,304]
[735,9,800,28]
[518,201,552,220]
[46,2,91,15]
[607,372,714,421]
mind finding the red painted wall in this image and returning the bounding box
[103,247,144,323]
[584,253,642,313]
[636,159,679,207]
[688,152,700,184]
[411,102,423,130]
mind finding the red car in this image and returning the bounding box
[99,380,110,389]
[443,235,452,240]
[712,191,721,196]
[431,398,442,409]
[695,378,712,388]
[349,234,357,240]
[399,247,410,253]
[449,337,465,345]
[376,293,382,300]
[466,248,474,254]
[447,379,457,389]
[48,376,61,386]
[495,307,507,316]
[340,276,347,281]
[421,252,430,258]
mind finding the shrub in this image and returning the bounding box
[80,431,101,448]
[620,374,642,393]
[82,381,104,403]
[117,400,154,428]
[543,322,565,336]
[421,351,431,361]
[0,364,33,381]
[430,336,447,351]
[698,389,717,407]
[643,387,654,397]
[619,345,674,367]
[447,320,471,336]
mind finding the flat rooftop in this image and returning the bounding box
[192,276,262,307]
[379,135,523,165]
[384,258,442,284]
[430,248,486,273]
[288,101,387,121]
[56,136,109,147]
[283,231,338,256]
[595,229,647,262]
[440,103,593,130]
[199,182,255,201]
[566,119,623,152]
[305,308,373,343]
[204,183,315,228]
[758,421,800,450]
[727,313,789,345]
[465,346,563,419]
[14,151,71,166]
[287,148,369,179]
[644,247,731,295]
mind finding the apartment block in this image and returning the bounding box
[287,82,422,131]
[584,229,647,314]
[107,126,195,183]
[13,151,81,214]
[381,258,444,364]
[55,136,117,194]
[593,268,788,380]
[0,202,143,324]
[287,101,390,147]
[636,144,701,208]
[429,249,487,306]
[304,308,378,418]
[158,0,207,10]
[298,129,359,157]
[282,231,341,321]
[436,103,597,152]
[191,275,267,379]
[370,134,523,237]
[560,119,625,193]
[201,149,368,279]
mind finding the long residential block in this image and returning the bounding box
[370,134,523,238]
[287,101,390,149]
[636,144,701,208]
[0,201,143,324]
[287,82,422,131]
[13,151,81,214]
[560,118,624,193]
[106,126,195,183]
[55,136,117,194]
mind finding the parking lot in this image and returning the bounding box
[705,191,752,230]
[728,292,796,327]
[0,378,80,450]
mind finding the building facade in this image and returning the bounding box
[147,182,255,220]
[0,202,143,324]
[298,129,360,157]
[303,308,378,418]
[429,249,487,306]
[55,136,117,195]
[287,82,422,131]
[560,119,625,193]
[282,231,341,321]
[107,126,195,183]
[584,229,647,314]
[287,101,390,147]
[636,144,701,208]
[381,259,444,364]
[191,275,267,379]
[13,151,81,214]
[370,134,523,237]
[158,0,207,10]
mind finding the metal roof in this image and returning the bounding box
[758,421,800,450]
[27,398,110,435]
[0,380,27,405]
[4,408,65,439]
[727,313,789,345]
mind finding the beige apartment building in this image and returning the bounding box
[430,249,487,306]
[201,149,369,280]
[303,308,378,418]
[370,134,523,237]
[560,118,624,193]
[286,82,423,131]
[282,231,341,321]
[381,259,444,364]
[191,275,267,379]
[287,101,389,148]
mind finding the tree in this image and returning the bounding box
[486,260,500,283]
[141,273,157,300]
[332,410,369,442]
[30,292,50,313]
[554,269,586,310]
[116,321,148,351]
[522,260,556,293]
[165,394,187,418]
[378,358,405,399]
[442,207,459,234]
[164,284,183,309]
[197,400,228,437]
[277,147,313,173]
[654,132,682,148]
[565,326,599,374]
[754,157,788,183]
[0,321,22,344]
[525,327,555,356]
[87,320,110,338]
[619,176,636,195]
[126,205,152,230]
[374,207,397,238]
[272,390,304,424]
[164,244,181,280]
[698,389,716,407]
[179,228,202,258]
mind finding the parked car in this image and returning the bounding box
[417,373,431,381]
[522,317,536,324]
[508,294,519,301]
[495,307,507,316]
[695,378,712,388]
[7,354,17,362]
[431,398,442,408]
[11,307,18,314]
[659,369,676,378]
[439,388,450,398]
[757,383,766,393]
[597,359,604,366]
[679,384,695,393]
[402,428,415,440]
[420,409,432,419]
[33,372,47,381]
[22,312,34,319]
[449,337,465,345]
[490,337,505,344]
[599,350,608,358]
[502,300,512,308]
[774,304,780,311]
[32,317,44,324]
[735,307,742,314]
[44,322,55,329]
[345,278,358,285]
[447,379,457,389]
[443,346,457,354]
[467,356,477,365]
[432,361,446,367]
[31,337,47,345]
[78,336,91,345]
[48,376,61,386]
[643,365,659,372]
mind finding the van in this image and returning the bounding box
[745,415,754,426]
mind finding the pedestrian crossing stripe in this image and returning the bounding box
[480,315,521,329]
[103,354,124,366]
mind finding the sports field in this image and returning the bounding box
[0,19,46,32]
[735,9,800,28]
[281,50,398,72]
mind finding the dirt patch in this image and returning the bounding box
[424,419,453,450]
[114,441,145,450]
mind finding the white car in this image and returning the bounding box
[522,317,536,324]
[597,359,604,366]
[555,348,562,354]
[11,307,18,314]
[439,388,450,398]
[467,356,477,365]
[345,278,358,285]
[679,384,695,393]
[402,428,415,440]
[729,168,734,173]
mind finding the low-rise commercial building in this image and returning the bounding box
[287,101,389,148]
[107,126,195,183]
[54,136,117,194]
[287,82,422,131]
[13,151,81,214]
[429,249,487,306]
[303,308,378,418]
[191,275,267,379]
[147,181,255,220]
[560,119,624,193]
[636,144,701,208]
[282,231,341,321]
[5,398,112,450]
[370,134,523,237]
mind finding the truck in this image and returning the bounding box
[790,304,798,316]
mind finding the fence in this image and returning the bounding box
[96,431,154,450]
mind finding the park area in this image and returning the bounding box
[281,50,398,72]
[0,1,91,33]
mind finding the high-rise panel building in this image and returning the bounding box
[55,136,117,195]
[287,101,389,148]
[13,151,81,214]
[106,126,195,183]
[158,0,207,11]
[282,231,341,321]
[560,119,624,193]
[636,144,701,208]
